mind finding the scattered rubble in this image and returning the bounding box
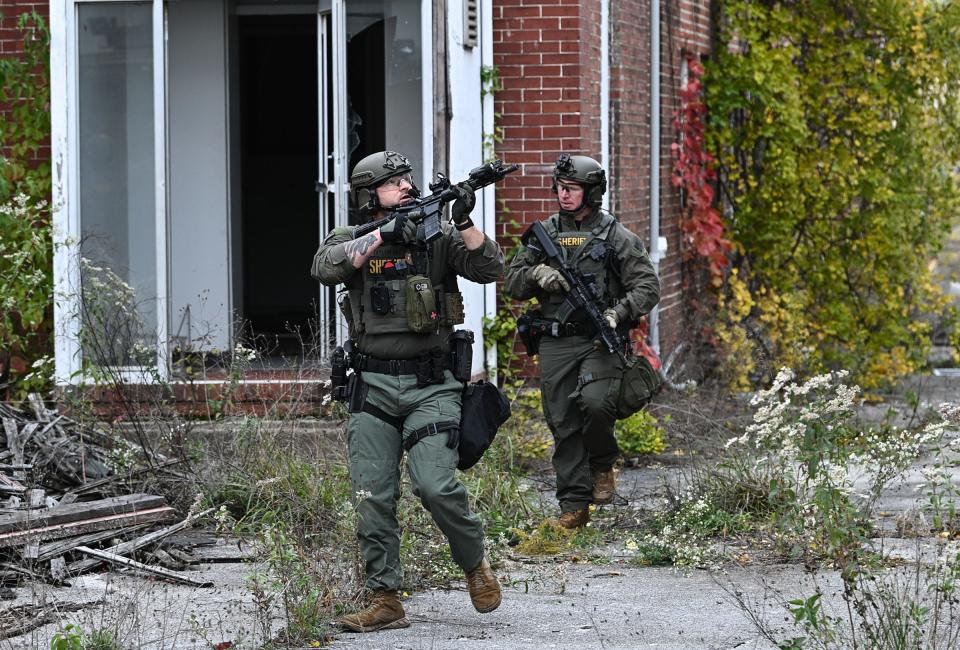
[0,397,214,640]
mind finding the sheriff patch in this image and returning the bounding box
[368,254,413,275]
[558,235,587,248]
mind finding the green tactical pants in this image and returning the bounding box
[347,369,485,592]
[539,335,625,512]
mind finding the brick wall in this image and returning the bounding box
[0,1,50,170]
[656,0,712,353]
[493,0,713,359]
[492,0,603,241]
[0,1,47,55]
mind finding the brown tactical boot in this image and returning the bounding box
[465,558,502,613]
[337,590,410,632]
[592,469,617,505]
[551,508,590,530]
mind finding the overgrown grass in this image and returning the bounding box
[633,369,960,648]
[197,382,558,645]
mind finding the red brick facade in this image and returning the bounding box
[0,1,47,55]
[493,0,713,357]
[0,1,50,170]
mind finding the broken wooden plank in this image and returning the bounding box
[66,507,214,575]
[0,493,168,535]
[27,393,51,423]
[35,414,66,439]
[49,556,67,583]
[25,489,45,509]
[22,540,39,560]
[74,546,213,587]
[0,506,176,548]
[1,419,23,478]
[36,523,152,562]
[0,473,26,495]
[0,464,33,472]
[0,562,45,581]
[61,458,185,499]
[0,600,102,640]
[17,422,39,449]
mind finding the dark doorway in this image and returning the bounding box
[237,15,318,355]
[344,17,389,226]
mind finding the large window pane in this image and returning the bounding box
[77,3,156,367]
[346,0,422,181]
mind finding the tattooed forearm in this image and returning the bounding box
[344,233,379,267]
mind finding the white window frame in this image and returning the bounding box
[51,0,169,385]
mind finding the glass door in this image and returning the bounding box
[316,1,347,354]
[317,0,427,352]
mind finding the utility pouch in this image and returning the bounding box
[413,355,431,388]
[405,275,438,333]
[442,291,465,326]
[616,355,661,419]
[370,284,392,315]
[458,381,512,470]
[450,329,474,382]
[347,373,368,414]
[430,347,445,384]
[517,310,544,357]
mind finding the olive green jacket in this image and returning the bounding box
[312,221,504,359]
[503,208,660,325]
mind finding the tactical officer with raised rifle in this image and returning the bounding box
[312,150,506,632]
[504,154,661,530]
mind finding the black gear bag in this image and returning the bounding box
[457,381,511,470]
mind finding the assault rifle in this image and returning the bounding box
[521,221,629,364]
[354,159,519,243]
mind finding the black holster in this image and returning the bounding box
[450,330,475,383]
[347,373,368,413]
[517,310,544,357]
[330,346,349,402]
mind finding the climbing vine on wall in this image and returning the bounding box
[704,0,960,389]
[671,53,732,286]
[0,11,53,399]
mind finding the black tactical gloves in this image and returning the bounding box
[379,213,418,244]
[450,182,476,231]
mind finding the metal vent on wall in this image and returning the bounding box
[463,0,478,48]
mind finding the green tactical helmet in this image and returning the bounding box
[350,150,417,215]
[552,153,607,209]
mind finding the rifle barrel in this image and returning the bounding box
[351,160,518,240]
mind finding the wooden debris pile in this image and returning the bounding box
[0,397,215,619]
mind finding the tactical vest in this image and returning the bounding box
[343,241,465,336]
[539,212,624,320]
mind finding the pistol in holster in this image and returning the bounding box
[331,341,368,412]
[330,345,350,401]
[517,310,546,357]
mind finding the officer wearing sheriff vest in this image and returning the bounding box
[504,154,660,529]
[311,151,505,631]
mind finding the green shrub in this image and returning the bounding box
[615,410,667,456]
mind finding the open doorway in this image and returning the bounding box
[230,2,423,358]
[236,14,318,357]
